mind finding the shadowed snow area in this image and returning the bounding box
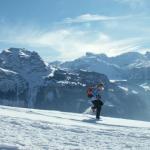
[0,105,150,150]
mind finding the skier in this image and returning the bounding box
[87,83,104,120]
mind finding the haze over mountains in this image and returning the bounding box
[0,48,150,121]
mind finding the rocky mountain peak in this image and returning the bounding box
[85,52,107,59]
[0,48,47,74]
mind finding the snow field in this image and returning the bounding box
[0,105,150,150]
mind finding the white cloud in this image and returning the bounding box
[24,29,148,60]
[0,24,149,61]
[63,14,121,24]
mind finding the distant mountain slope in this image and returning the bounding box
[60,52,124,79]
[59,51,150,80]
[110,52,145,67]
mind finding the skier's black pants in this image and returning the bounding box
[92,100,103,119]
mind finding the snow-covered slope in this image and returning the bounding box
[0,105,150,150]
[110,52,145,67]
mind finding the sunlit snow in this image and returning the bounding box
[0,105,150,150]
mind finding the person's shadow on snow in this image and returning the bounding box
[82,116,103,123]
[82,118,97,123]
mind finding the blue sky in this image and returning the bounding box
[0,0,150,61]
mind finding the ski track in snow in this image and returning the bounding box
[0,106,150,150]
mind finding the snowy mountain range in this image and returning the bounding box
[0,105,150,150]
[58,51,150,80]
[0,48,150,121]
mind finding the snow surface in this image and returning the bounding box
[118,86,129,92]
[0,105,150,150]
[110,80,127,83]
[131,90,139,94]
[57,80,86,86]
[140,83,150,92]
[0,67,17,75]
[48,66,57,77]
